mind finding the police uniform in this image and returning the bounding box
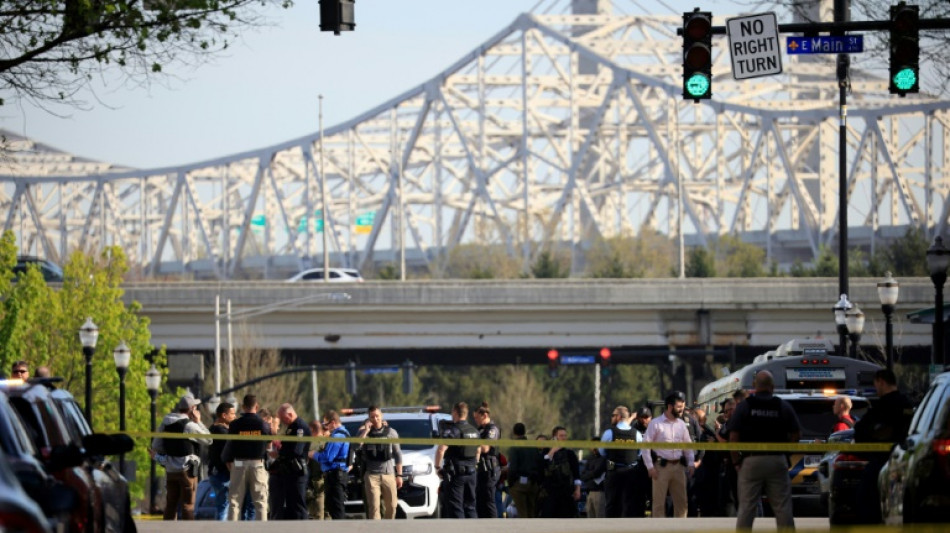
[476,421,501,518]
[222,412,272,521]
[729,393,800,529]
[601,422,640,517]
[270,416,311,520]
[438,420,479,518]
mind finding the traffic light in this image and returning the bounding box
[682,10,713,101]
[401,359,414,395]
[889,3,919,96]
[319,0,355,35]
[599,347,611,377]
[345,360,357,395]
[547,349,559,378]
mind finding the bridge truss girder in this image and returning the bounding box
[1,7,949,278]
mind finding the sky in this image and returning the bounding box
[3,0,745,169]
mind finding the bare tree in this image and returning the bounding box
[0,0,288,109]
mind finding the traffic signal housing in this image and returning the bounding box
[682,10,713,101]
[889,3,919,96]
[319,0,355,35]
[547,349,559,378]
[599,347,611,377]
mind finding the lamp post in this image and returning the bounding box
[845,304,865,360]
[877,272,900,370]
[833,294,852,356]
[79,317,99,425]
[927,236,950,372]
[113,341,131,475]
[206,395,221,418]
[145,364,161,515]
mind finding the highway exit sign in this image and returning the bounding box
[726,12,782,80]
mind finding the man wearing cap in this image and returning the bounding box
[152,393,212,520]
[641,391,695,518]
[222,394,273,520]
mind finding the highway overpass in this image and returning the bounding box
[126,277,940,369]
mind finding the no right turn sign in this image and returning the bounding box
[726,12,782,80]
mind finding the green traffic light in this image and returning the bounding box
[892,67,917,92]
[686,73,710,98]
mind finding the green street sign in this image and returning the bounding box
[297,210,324,233]
[685,73,711,98]
[251,215,266,227]
[355,211,375,226]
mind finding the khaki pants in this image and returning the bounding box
[508,479,538,518]
[737,455,794,529]
[651,462,687,518]
[229,460,269,521]
[585,491,605,518]
[364,473,398,519]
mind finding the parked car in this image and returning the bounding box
[13,256,64,283]
[340,406,449,519]
[815,428,868,524]
[0,387,75,533]
[286,268,364,283]
[48,388,135,533]
[880,370,950,524]
[0,445,54,533]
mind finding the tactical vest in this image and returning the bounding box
[445,420,479,461]
[742,395,787,443]
[163,418,197,457]
[363,425,394,462]
[606,424,639,464]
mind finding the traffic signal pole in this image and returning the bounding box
[835,0,849,323]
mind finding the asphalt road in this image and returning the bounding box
[136,517,836,532]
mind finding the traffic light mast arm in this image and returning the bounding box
[677,18,950,36]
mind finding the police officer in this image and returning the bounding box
[630,407,652,517]
[356,405,403,519]
[729,370,800,529]
[268,403,311,519]
[472,402,500,518]
[222,394,273,521]
[434,401,480,518]
[600,405,641,517]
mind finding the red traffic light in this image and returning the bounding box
[547,349,559,361]
[600,347,612,361]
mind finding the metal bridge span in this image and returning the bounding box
[2,1,950,280]
[129,277,937,367]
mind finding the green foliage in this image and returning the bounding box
[1,0,283,108]
[445,244,522,279]
[586,230,675,278]
[715,234,766,277]
[685,246,716,278]
[874,226,930,277]
[0,235,175,506]
[530,249,570,278]
[376,263,399,280]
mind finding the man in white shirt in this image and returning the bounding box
[641,391,695,518]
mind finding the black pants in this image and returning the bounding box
[604,466,638,517]
[441,468,477,519]
[271,472,309,520]
[476,468,498,518]
[630,462,651,517]
[324,469,348,519]
[539,489,576,518]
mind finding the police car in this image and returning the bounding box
[340,406,450,519]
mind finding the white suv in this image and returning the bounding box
[340,407,450,519]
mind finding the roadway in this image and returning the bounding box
[135,517,835,532]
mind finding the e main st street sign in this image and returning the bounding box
[726,12,782,80]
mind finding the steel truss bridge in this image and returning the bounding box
[2,0,949,279]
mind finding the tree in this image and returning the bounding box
[715,234,766,277]
[685,246,716,277]
[874,226,930,277]
[0,237,176,504]
[444,243,522,279]
[585,230,675,279]
[530,249,569,278]
[0,0,285,108]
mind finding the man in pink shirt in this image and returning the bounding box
[641,391,695,518]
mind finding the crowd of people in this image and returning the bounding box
[148,367,913,527]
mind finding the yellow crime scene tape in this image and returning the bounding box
[114,431,893,453]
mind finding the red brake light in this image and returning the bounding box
[822,359,829,364]
[933,439,950,456]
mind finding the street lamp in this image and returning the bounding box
[845,304,865,360]
[877,271,900,370]
[927,236,950,371]
[145,364,161,515]
[113,341,131,475]
[206,395,221,418]
[833,294,852,356]
[79,317,99,425]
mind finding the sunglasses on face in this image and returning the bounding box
[11,369,27,375]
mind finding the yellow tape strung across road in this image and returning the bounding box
[117,431,893,453]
